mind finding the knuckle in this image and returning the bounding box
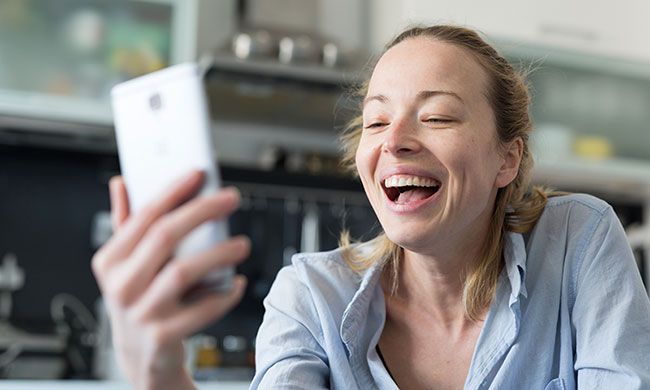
[166,262,190,288]
[110,278,133,307]
[91,250,107,276]
[149,323,171,347]
[149,222,176,251]
[136,204,159,226]
[205,194,234,217]
[129,304,152,326]
[201,197,218,214]
[187,197,214,220]
[226,248,246,265]
[213,241,236,259]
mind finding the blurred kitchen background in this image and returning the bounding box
[0,0,649,387]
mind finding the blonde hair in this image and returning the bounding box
[339,25,565,321]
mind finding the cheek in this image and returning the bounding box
[459,133,497,162]
[442,135,500,187]
[354,141,366,176]
[462,137,504,188]
[355,135,383,202]
[355,134,378,174]
[437,136,479,170]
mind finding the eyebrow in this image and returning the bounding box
[363,90,464,108]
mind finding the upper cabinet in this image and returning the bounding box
[369,0,650,65]
[0,0,235,130]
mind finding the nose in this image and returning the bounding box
[382,117,422,155]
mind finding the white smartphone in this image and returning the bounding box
[111,63,233,293]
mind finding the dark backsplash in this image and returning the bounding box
[0,142,378,339]
[0,144,116,331]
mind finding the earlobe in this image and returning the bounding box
[495,137,523,188]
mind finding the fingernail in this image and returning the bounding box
[222,186,241,202]
[108,176,120,190]
[236,275,248,289]
[190,170,204,180]
[234,235,251,249]
[182,170,203,186]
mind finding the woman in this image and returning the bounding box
[93,25,650,389]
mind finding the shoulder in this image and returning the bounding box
[529,192,623,251]
[526,193,633,299]
[524,193,622,280]
[534,193,616,237]
[289,246,364,288]
[542,193,612,217]
[264,244,375,324]
[277,246,365,299]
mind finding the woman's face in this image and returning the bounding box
[356,37,519,256]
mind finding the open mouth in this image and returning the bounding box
[382,175,441,205]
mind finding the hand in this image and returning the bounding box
[92,171,249,390]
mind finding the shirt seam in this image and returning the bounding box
[544,195,610,216]
[568,208,607,311]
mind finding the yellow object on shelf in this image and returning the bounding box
[195,336,222,368]
[573,136,614,159]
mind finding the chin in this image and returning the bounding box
[382,226,432,253]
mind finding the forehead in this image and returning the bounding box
[367,37,490,105]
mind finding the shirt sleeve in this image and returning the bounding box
[250,266,330,390]
[572,206,650,388]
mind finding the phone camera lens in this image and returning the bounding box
[149,93,162,110]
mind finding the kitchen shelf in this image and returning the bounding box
[0,91,113,128]
[495,37,650,82]
[0,381,249,389]
[532,157,650,202]
[204,54,365,87]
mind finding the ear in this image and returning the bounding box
[495,137,523,188]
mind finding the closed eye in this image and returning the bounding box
[363,122,388,129]
[424,118,452,124]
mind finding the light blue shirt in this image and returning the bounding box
[251,194,650,389]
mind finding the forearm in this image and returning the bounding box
[135,366,197,390]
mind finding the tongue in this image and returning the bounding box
[395,188,435,204]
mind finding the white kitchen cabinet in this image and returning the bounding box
[0,0,235,128]
[526,0,650,64]
[369,0,650,64]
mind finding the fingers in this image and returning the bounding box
[113,170,206,256]
[109,176,130,232]
[93,170,205,279]
[112,189,241,305]
[133,187,240,271]
[132,236,250,319]
[151,276,247,347]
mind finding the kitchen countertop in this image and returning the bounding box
[0,380,250,389]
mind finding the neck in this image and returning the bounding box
[398,245,482,325]
[383,204,495,329]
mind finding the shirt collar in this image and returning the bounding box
[504,231,529,303]
[339,245,387,388]
[340,250,385,355]
[465,231,529,387]
[340,232,529,320]
[337,231,529,361]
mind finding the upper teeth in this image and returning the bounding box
[384,175,439,188]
